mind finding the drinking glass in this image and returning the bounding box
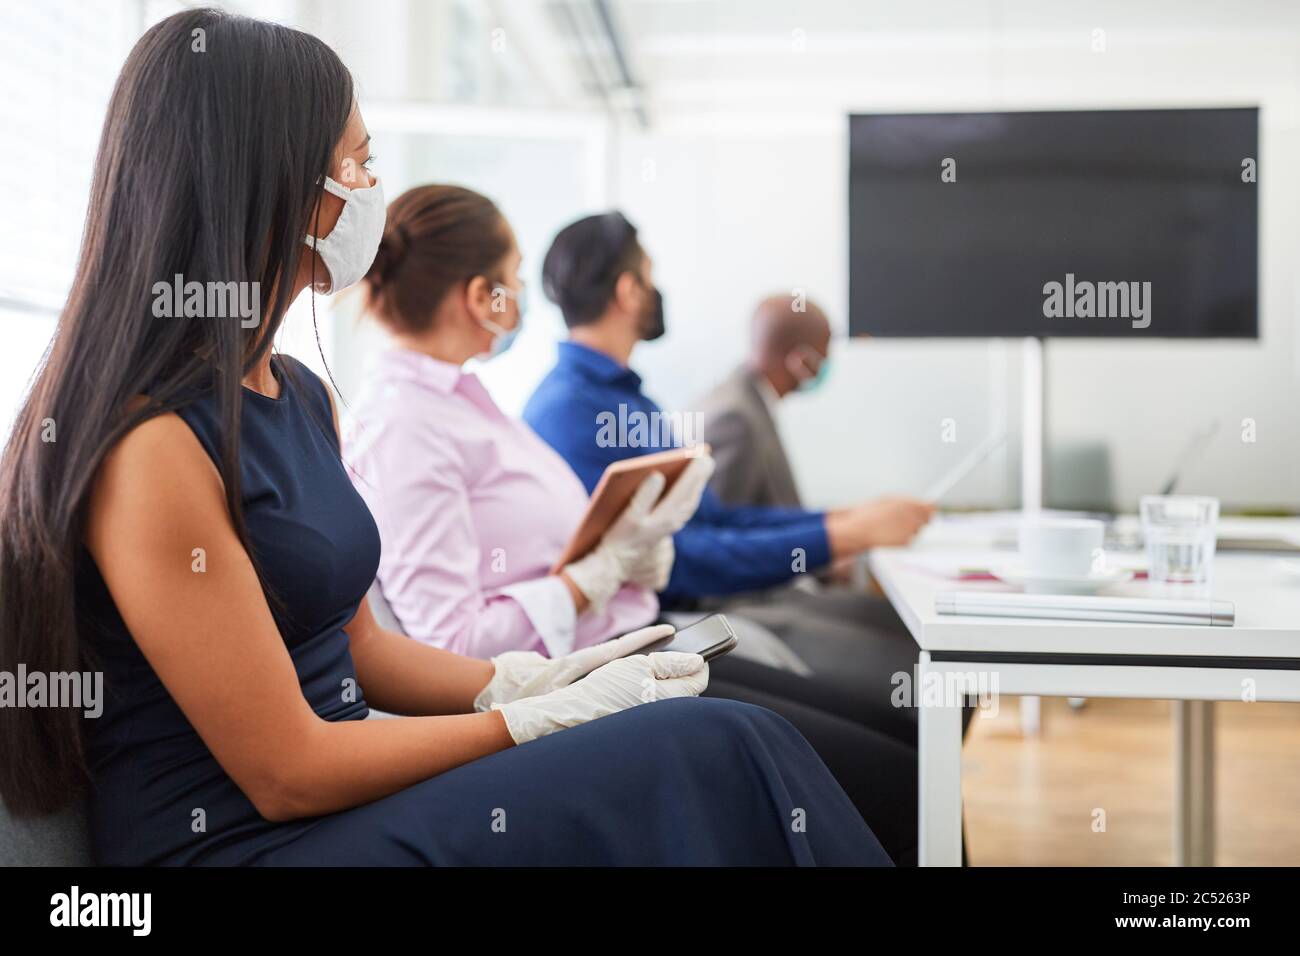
[1140,495,1218,587]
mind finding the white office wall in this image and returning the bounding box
[609,13,1300,513]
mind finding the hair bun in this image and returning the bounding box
[367,222,410,287]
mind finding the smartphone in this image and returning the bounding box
[640,614,738,662]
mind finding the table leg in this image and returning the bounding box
[1173,700,1216,866]
[1019,694,1042,735]
[918,653,964,866]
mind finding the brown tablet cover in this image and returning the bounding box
[550,444,711,573]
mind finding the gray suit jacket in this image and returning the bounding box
[697,366,802,509]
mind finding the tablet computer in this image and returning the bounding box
[550,445,711,573]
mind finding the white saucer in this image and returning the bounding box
[992,565,1134,595]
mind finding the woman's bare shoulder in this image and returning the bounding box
[86,398,225,550]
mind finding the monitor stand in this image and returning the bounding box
[1020,336,1044,734]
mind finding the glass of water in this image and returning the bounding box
[1140,495,1219,588]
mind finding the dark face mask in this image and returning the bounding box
[639,286,666,341]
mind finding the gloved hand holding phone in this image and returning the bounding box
[492,650,709,745]
[473,623,676,712]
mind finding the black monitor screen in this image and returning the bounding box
[848,108,1258,338]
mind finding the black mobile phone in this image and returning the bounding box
[642,614,738,662]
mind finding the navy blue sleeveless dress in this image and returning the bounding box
[81,355,889,866]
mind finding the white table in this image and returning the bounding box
[868,542,1300,866]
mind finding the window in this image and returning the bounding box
[0,0,142,437]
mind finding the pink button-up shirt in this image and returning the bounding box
[343,348,658,659]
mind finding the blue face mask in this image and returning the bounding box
[480,282,526,358]
[791,350,830,393]
[478,314,519,357]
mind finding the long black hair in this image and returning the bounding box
[0,8,354,816]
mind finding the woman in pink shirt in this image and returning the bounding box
[345,184,924,864]
[345,185,707,659]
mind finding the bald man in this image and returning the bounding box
[695,294,956,730]
[698,295,832,508]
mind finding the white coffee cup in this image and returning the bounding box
[1018,517,1105,578]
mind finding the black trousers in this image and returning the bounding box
[704,656,920,866]
[719,589,922,745]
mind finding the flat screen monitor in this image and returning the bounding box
[848,108,1258,338]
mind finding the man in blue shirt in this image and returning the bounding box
[524,212,936,745]
[528,339,844,602]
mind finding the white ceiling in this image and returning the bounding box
[535,0,1300,119]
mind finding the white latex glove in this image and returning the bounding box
[622,536,674,592]
[564,454,714,611]
[494,651,709,745]
[473,623,674,712]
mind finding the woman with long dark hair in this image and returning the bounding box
[0,8,888,866]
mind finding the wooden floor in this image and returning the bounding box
[961,696,1300,866]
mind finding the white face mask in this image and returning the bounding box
[303,176,385,294]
